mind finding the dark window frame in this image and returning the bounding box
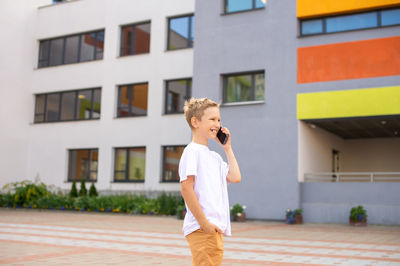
[300,7,400,37]
[34,87,101,123]
[167,14,194,51]
[67,148,98,182]
[222,70,265,104]
[113,146,146,183]
[164,78,192,114]
[161,145,185,183]
[38,29,105,68]
[117,82,149,118]
[120,21,151,57]
[223,0,265,15]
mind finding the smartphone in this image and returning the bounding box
[217,127,228,145]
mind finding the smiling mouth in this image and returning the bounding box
[211,128,218,134]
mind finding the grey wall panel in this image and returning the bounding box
[301,183,400,225]
[193,0,299,220]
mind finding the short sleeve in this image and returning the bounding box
[179,148,198,182]
[215,152,229,180]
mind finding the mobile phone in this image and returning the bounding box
[217,127,228,145]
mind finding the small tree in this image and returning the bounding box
[89,182,98,197]
[69,180,78,198]
[79,178,87,197]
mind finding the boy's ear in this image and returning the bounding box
[191,117,199,128]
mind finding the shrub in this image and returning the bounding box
[79,178,87,197]
[230,203,245,218]
[70,180,78,198]
[157,193,182,215]
[350,205,367,221]
[88,183,98,197]
[2,181,50,207]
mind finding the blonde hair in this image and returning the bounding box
[184,97,219,128]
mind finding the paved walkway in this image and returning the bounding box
[0,209,400,265]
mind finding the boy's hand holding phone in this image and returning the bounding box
[216,126,231,149]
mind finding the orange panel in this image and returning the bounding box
[297,36,400,84]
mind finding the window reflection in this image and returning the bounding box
[46,93,60,121]
[162,146,184,182]
[382,8,400,26]
[68,149,98,181]
[64,36,79,64]
[326,12,377,33]
[224,72,265,103]
[76,90,92,119]
[166,79,191,114]
[168,15,194,50]
[121,22,151,56]
[117,83,148,117]
[49,39,63,66]
[226,0,252,13]
[114,147,146,182]
[38,30,104,68]
[301,19,323,35]
[60,91,76,120]
[34,95,46,123]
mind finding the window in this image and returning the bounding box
[120,22,151,56]
[68,149,98,182]
[224,0,266,14]
[34,88,101,123]
[223,71,264,103]
[167,15,194,50]
[162,146,185,182]
[165,78,191,114]
[301,8,400,36]
[38,30,104,68]
[117,83,148,117]
[114,147,146,182]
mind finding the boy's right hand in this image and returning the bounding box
[200,221,223,234]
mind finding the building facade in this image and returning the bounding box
[1,0,400,224]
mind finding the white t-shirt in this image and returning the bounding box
[179,142,231,237]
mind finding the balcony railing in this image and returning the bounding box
[303,172,400,182]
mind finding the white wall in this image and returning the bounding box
[1,0,195,192]
[0,0,51,188]
[298,121,400,181]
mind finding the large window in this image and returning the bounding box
[224,0,266,14]
[162,146,185,182]
[120,22,151,56]
[301,8,400,36]
[34,88,101,123]
[167,15,194,50]
[68,149,98,182]
[165,78,191,114]
[223,71,265,103]
[38,30,104,68]
[114,147,146,182]
[117,83,148,117]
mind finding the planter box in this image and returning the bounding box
[286,214,303,224]
[349,218,367,226]
[234,212,246,222]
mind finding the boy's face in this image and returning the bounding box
[192,106,221,140]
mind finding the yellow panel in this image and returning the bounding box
[297,86,400,120]
[297,0,400,18]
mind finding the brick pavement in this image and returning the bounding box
[0,209,399,265]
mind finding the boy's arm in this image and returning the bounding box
[224,147,241,183]
[181,176,223,234]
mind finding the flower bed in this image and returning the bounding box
[0,181,185,217]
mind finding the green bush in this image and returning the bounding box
[2,181,50,207]
[350,205,367,221]
[89,183,98,197]
[79,178,87,197]
[70,180,78,198]
[0,181,185,218]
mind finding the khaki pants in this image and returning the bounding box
[186,229,224,266]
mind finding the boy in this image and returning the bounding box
[179,97,241,266]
